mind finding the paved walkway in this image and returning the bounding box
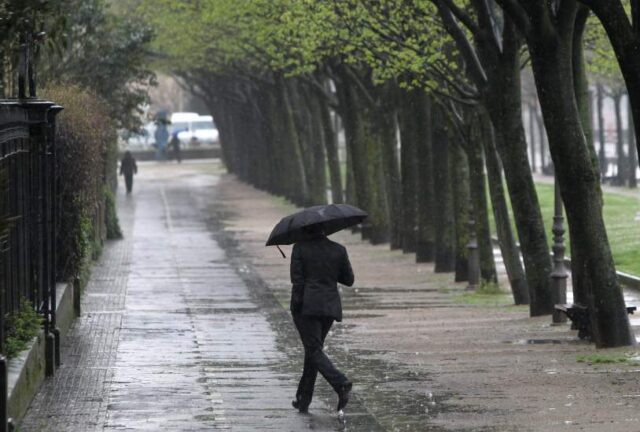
[21,161,374,431]
[20,161,640,432]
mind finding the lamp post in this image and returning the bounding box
[551,175,568,324]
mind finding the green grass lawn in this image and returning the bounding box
[489,182,640,276]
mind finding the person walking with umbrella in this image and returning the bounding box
[266,204,367,414]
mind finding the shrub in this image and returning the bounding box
[42,85,119,280]
[3,298,43,359]
[105,187,123,239]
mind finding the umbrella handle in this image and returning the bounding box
[276,245,287,259]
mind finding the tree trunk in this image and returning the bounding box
[301,84,328,205]
[377,89,402,249]
[414,92,436,262]
[572,7,606,306]
[451,139,470,282]
[466,129,498,284]
[535,108,548,172]
[613,91,627,186]
[528,103,537,173]
[482,117,529,303]
[319,96,343,203]
[398,90,419,253]
[269,78,307,205]
[629,96,638,188]
[596,84,608,178]
[335,67,390,243]
[432,103,456,273]
[527,7,635,347]
[484,27,553,316]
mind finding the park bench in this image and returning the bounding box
[554,303,637,340]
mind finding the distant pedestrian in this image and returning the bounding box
[168,131,182,163]
[289,224,354,414]
[120,151,138,194]
[154,115,170,161]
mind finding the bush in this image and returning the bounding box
[105,188,123,239]
[42,85,119,280]
[3,298,43,359]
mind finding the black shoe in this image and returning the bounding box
[336,382,352,411]
[292,399,309,413]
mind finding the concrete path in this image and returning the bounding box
[21,160,640,432]
[20,161,373,431]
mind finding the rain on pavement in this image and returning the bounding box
[21,160,379,431]
[20,160,640,432]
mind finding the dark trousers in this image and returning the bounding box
[124,174,133,194]
[293,313,349,407]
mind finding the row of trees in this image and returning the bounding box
[143,0,639,348]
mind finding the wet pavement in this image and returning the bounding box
[21,161,376,431]
[20,160,640,432]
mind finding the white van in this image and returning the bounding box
[170,112,219,147]
[170,112,199,135]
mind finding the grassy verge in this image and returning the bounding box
[577,351,640,366]
[488,181,640,276]
[454,282,522,308]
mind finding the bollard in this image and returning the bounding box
[73,276,81,317]
[51,327,61,368]
[466,217,480,291]
[0,355,7,432]
[45,332,55,377]
[551,177,568,324]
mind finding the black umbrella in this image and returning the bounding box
[266,204,367,256]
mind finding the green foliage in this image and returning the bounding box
[0,0,67,93]
[37,0,155,131]
[577,351,640,365]
[105,188,123,240]
[42,85,115,280]
[455,281,512,307]
[3,298,43,359]
[477,281,502,295]
[584,2,631,87]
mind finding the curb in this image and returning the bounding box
[7,282,74,424]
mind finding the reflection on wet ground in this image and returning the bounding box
[21,161,640,432]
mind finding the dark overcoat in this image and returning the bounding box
[120,156,138,177]
[290,236,354,322]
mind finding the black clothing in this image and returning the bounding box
[120,155,137,194]
[293,314,348,408]
[124,174,133,194]
[289,235,354,409]
[290,237,354,322]
[120,156,137,176]
[169,136,182,163]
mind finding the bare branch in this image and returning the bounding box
[434,0,488,86]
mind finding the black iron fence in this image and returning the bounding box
[0,99,62,430]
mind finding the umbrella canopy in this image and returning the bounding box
[266,204,368,246]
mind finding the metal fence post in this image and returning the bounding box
[0,354,6,432]
[551,176,568,324]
